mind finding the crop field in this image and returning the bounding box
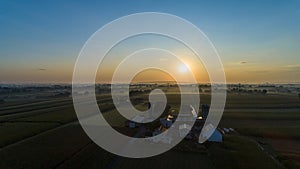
[165,92,300,168]
[0,122,280,169]
[0,91,299,169]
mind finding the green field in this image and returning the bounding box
[0,92,299,169]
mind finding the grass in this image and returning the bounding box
[208,134,282,169]
[0,99,72,116]
[0,122,59,147]
[0,102,119,148]
[13,107,77,124]
[0,124,91,169]
[57,139,214,169]
[0,92,300,168]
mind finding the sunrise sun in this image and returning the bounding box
[178,63,189,73]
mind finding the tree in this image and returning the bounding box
[262,89,267,94]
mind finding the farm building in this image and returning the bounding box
[125,115,145,128]
[160,118,173,128]
[179,124,192,138]
[208,130,222,142]
[200,124,222,143]
[149,126,173,144]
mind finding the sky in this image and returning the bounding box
[0,0,300,83]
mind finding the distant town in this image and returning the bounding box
[1,83,299,103]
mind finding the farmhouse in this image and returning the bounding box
[125,103,223,143]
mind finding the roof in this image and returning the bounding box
[208,130,222,142]
[201,124,223,142]
[201,124,216,139]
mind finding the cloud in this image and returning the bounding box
[285,64,300,68]
[37,68,47,71]
[281,65,300,72]
[240,61,247,64]
[246,70,270,73]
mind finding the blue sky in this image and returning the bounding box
[0,0,299,83]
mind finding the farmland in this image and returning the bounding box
[0,84,300,169]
